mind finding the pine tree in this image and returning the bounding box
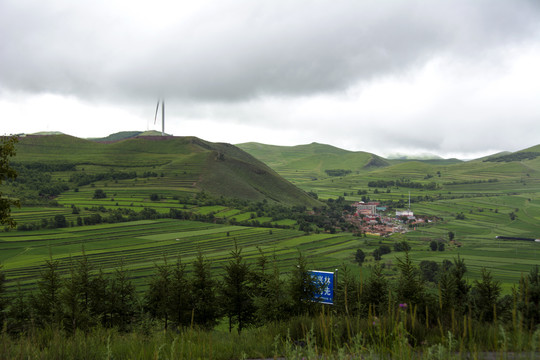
[517,265,540,328]
[168,256,192,328]
[253,252,288,323]
[88,268,109,326]
[472,268,501,322]
[0,265,9,324]
[61,250,94,331]
[221,243,255,333]
[438,269,457,321]
[395,251,425,307]
[145,259,172,329]
[191,251,221,329]
[109,260,137,331]
[334,264,360,316]
[362,262,388,315]
[61,261,84,332]
[451,255,471,315]
[7,282,29,334]
[75,249,93,312]
[249,247,268,301]
[31,257,63,327]
[288,252,318,316]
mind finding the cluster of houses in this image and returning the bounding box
[346,201,423,236]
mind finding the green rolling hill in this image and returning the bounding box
[236,142,390,184]
[237,141,540,192]
[12,134,320,207]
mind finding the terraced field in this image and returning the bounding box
[2,212,538,294]
[0,219,371,293]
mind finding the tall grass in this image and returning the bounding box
[277,309,540,360]
[0,323,280,360]
[1,312,539,359]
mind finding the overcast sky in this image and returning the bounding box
[1,0,539,159]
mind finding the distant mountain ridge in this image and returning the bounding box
[18,132,540,190]
[236,142,469,179]
[235,141,540,193]
[21,131,539,164]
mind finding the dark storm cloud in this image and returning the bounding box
[1,0,539,102]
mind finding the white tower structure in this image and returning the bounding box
[154,99,165,136]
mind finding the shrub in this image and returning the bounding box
[93,189,106,199]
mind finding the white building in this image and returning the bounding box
[396,210,414,217]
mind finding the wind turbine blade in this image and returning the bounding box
[161,100,165,136]
[154,100,160,125]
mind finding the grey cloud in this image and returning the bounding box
[1,0,539,102]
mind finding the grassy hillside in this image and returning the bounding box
[237,142,389,184]
[238,141,540,197]
[12,134,319,207]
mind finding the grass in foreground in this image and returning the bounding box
[1,312,539,360]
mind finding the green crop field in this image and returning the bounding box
[2,212,538,294]
[0,218,377,294]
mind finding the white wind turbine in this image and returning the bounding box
[154,99,165,136]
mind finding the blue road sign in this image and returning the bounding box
[309,270,334,304]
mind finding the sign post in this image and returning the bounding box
[308,270,334,305]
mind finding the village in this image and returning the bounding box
[345,200,432,237]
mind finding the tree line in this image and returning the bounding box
[339,254,540,330]
[11,191,352,233]
[1,248,538,336]
[484,152,540,163]
[0,248,319,335]
[69,170,138,186]
[368,179,439,190]
[325,169,352,177]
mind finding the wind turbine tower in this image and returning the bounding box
[154,99,165,136]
